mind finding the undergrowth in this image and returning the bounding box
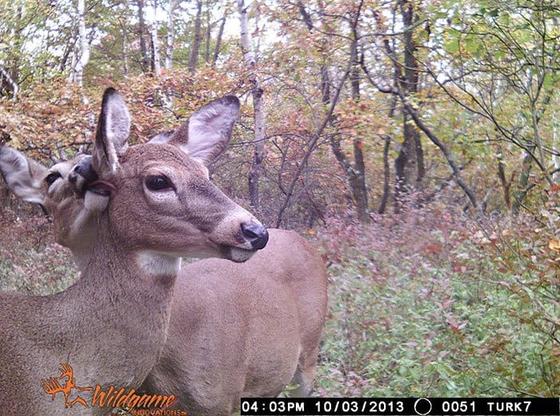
[316,200,559,397]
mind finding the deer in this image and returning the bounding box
[140,228,327,415]
[0,88,269,416]
[1,102,328,415]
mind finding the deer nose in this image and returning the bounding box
[73,156,98,183]
[241,222,269,250]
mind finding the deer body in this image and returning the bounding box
[142,229,327,415]
[0,90,267,415]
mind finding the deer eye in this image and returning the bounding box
[45,172,62,187]
[145,175,173,191]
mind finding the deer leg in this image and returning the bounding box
[289,346,320,397]
[290,365,316,397]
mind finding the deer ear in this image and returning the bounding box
[167,96,240,166]
[92,88,131,174]
[0,145,48,204]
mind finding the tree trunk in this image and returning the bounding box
[395,114,422,193]
[8,2,23,91]
[150,0,161,76]
[238,0,266,210]
[553,115,560,182]
[189,0,203,74]
[204,2,211,63]
[378,135,391,214]
[297,0,369,221]
[320,66,330,104]
[348,33,369,223]
[297,1,330,104]
[212,15,226,67]
[73,0,90,87]
[512,147,534,214]
[137,0,149,72]
[165,0,176,69]
[122,25,129,76]
[327,7,370,223]
[0,66,18,100]
[363,8,477,210]
[59,32,77,72]
[395,0,424,205]
[495,144,511,209]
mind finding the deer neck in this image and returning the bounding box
[41,215,180,388]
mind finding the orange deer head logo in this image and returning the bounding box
[41,362,93,408]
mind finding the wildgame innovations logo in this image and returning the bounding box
[41,362,187,415]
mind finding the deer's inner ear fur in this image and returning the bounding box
[166,96,240,166]
[0,145,48,204]
[92,88,131,175]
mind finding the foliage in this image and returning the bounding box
[316,202,559,396]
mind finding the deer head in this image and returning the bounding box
[0,89,268,266]
[0,145,99,258]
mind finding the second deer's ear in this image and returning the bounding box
[0,145,48,204]
[167,96,240,166]
[92,88,131,174]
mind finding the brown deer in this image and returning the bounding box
[141,227,327,415]
[0,88,268,415]
[1,108,328,415]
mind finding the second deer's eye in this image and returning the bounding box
[145,175,173,191]
[45,172,62,187]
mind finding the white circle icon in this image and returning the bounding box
[414,398,433,416]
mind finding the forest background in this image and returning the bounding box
[0,0,558,396]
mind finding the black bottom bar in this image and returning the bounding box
[240,398,559,416]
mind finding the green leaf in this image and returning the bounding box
[444,33,461,54]
[464,36,480,55]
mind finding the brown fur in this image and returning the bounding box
[2,153,328,416]
[142,229,328,415]
[0,90,264,415]
[37,160,327,415]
